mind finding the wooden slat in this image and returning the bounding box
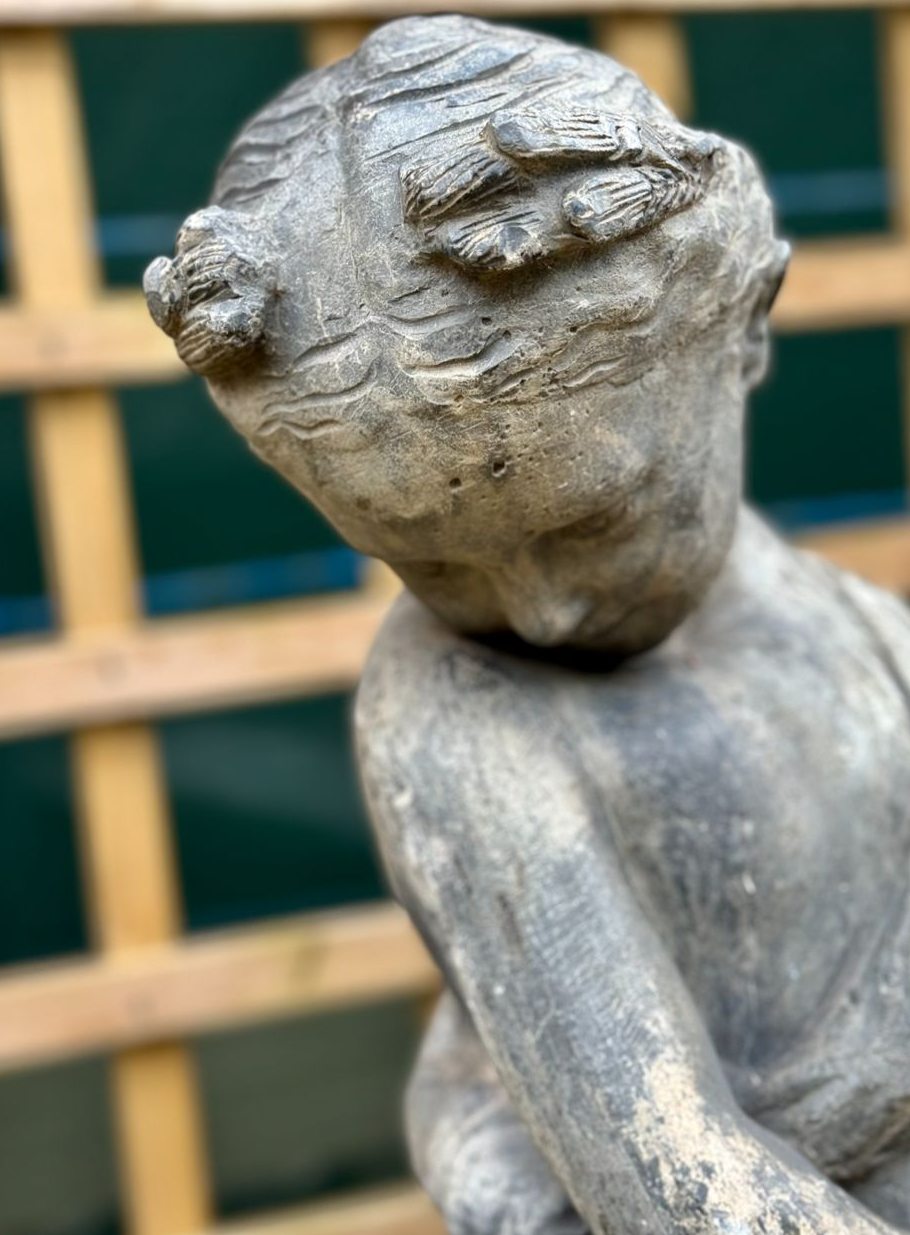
[363,557,404,603]
[0,0,906,20]
[0,903,437,1073]
[115,1045,210,1235]
[882,12,910,239]
[0,38,96,310]
[773,236,910,331]
[306,17,373,66]
[1,518,908,746]
[1,239,910,398]
[0,592,388,740]
[0,293,186,392]
[596,14,692,118]
[201,1184,444,1235]
[0,29,211,1235]
[797,516,910,594]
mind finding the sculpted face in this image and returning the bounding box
[144,16,787,655]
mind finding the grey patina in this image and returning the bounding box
[145,18,910,1233]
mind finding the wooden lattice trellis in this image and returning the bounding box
[0,7,908,1235]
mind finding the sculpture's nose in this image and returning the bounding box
[143,206,272,381]
[495,565,595,647]
[507,598,595,647]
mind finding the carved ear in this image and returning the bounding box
[742,239,790,386]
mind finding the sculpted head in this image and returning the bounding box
[145,15,787,654]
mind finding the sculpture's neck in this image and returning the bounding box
[680,501,791,647]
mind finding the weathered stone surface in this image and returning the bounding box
[146,17,910,1233]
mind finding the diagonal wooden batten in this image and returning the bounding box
[0,593,387,741]
[596,13,692,119]
[0,293,187,392]
[3,238,910,400]
[192,1183,445,1235]
[0,30,211,1235]
[1,508,908,746]
[306,16,374,66]
[0,514,907,747]
[797,516,910,595]
[0,904,437,1073]
[773,236,910,331]
[0,0,908,20]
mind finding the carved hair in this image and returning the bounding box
[400,102,719,273]
[146,16,787,406]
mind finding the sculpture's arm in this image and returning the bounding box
[356,652,894,1235]
[714,562,910,1183]
[729,872,910,1182]
[407,988,586,1235]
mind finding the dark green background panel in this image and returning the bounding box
[199,1003,418,1218]
[73,26,305,283]
[688,12,884,178]
[162,696,381,932]
[121,381,343,578]
[0,736,86,967]
[0,398,45,601]
[749,329,906,504]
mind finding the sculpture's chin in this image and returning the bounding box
[438,599,693,661]
[562,590,703,658]
[409,581,704,658]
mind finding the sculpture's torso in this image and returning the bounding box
[568,520,910,1072]
[362,509,910,1177]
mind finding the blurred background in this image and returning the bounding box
[0,12,907,1235]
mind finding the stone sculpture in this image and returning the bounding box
[145,17,910,1232]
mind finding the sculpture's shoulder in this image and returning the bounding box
[355,591,553,782]
[816,549,910,681]
[779,528,910,704]
[694,508,910,696]
[354,592,587,925]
